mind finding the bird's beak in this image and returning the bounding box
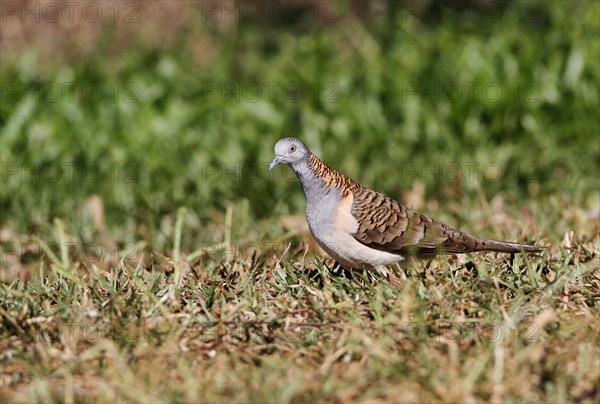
[269,156,283,171]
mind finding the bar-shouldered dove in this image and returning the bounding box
[269,137,544,274]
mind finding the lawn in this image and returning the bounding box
[1,0,599,402]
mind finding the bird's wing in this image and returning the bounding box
[349,187,454,256]
[349,187,540,256]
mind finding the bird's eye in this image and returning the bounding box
[288,145,297,154]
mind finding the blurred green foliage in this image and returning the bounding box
[1,0,598,245]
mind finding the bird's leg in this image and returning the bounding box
[326,260,346,276]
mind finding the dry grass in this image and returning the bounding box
[1,209,598,402]
[1,1,599,401]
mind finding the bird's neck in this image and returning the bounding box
[292,153,362,196]
[291,156,322,195]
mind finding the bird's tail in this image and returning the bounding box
[442,232,545,254]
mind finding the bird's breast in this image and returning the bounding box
[305,187,345,240]
[304,187,404,269]
[305,188,357,257]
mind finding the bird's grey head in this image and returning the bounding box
[269,137,310,171]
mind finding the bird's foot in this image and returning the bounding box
[326,261,350,277]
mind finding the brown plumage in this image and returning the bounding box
[308,153,361,193]
[351,186,543,258]
[270,137,544,273]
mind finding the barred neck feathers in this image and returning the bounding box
[307,153,362,195]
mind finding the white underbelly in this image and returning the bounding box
[315,230,404,269]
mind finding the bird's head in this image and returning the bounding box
[269,137,310,170]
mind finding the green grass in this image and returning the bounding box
[1,217,598,401]
[1,0,599,402]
